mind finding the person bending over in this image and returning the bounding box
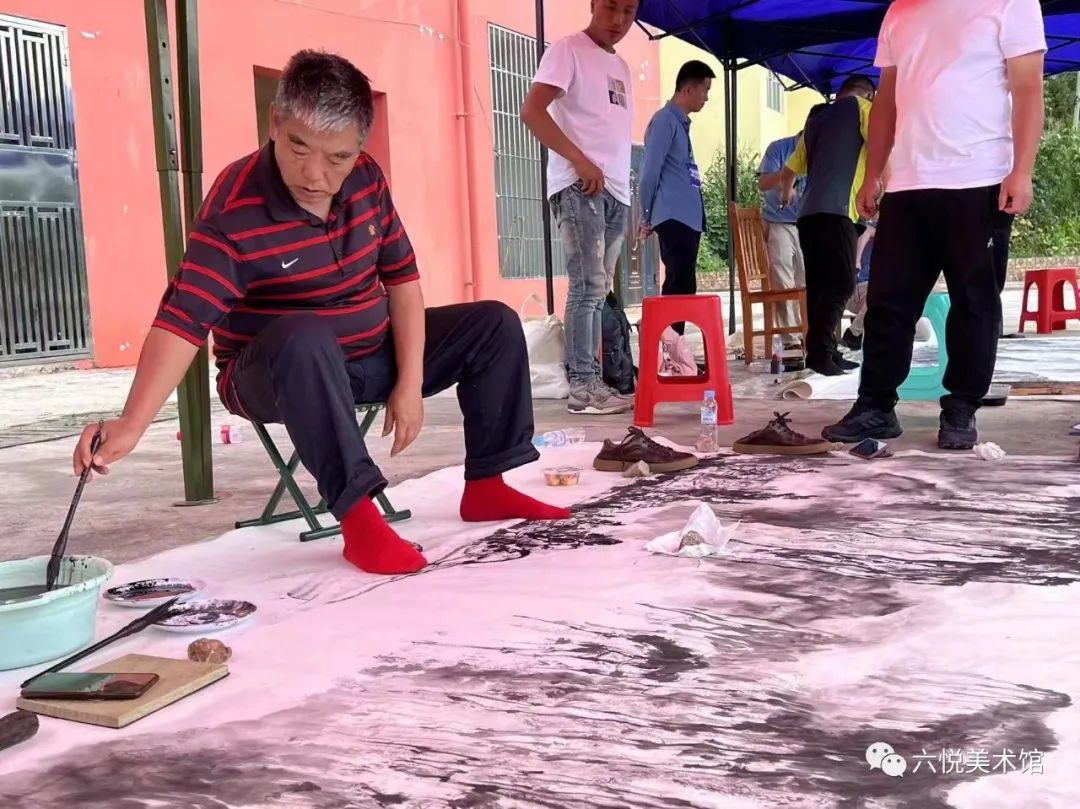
[73,50,568,577]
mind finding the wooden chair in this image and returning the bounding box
[728,203,808,365]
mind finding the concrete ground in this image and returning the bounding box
[2,388,1077,567]
[2,281,1077,566]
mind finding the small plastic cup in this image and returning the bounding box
[543,466,581,487]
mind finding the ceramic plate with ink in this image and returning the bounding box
[153,598,256,633]
[102,577,206,608]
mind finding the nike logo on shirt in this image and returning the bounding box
[282,258,299,269]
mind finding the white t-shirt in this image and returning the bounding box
[532,31,634,205]
[876,0,1046,192]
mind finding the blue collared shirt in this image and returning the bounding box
[639,101,704,232]
[758,135,804,225]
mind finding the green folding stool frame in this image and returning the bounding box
[235,404,412,542]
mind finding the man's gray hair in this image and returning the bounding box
[274,50,375,140]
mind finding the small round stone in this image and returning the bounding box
[679,530,706,549]
[187,638,232,664]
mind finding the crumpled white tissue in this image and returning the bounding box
[973,442,1007,461]
[645,503,737,558]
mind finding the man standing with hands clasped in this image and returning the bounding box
[823,0,1046,450]
[521,0,639,416]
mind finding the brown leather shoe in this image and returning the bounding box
[593,427,700,473]
[733,412,836,456]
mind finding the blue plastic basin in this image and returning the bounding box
[0,555,113,671]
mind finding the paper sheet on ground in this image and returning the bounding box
[3,446,1080,809]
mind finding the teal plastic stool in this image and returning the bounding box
[898,291,950,401]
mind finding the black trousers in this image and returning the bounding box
[224,301,540,519]
[796,213,859,363]
[656,219,701,335]
[859,186,1004,411]
[993,212,1015,336]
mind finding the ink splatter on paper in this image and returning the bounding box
[2,450,1078,808]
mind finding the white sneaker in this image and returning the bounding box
[568,381,633,415]
[602,381,635,404]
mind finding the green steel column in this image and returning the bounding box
[144,0,215,503]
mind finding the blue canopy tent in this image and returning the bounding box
[763,12,1080,94]
[622,0,1078,328]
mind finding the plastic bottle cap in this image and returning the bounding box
[704,390,716,398]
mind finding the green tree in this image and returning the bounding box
[1010,73,1080,257]
[698,147,763,278]
[1012,125,1080,257]
[1045,73,1077,131]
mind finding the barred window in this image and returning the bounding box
[766,71,785,113]
[488,24,564,279]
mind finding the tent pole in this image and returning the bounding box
[144,0,215,504]
[724,61,738,335]
[176,0,215,504]
[535,0,555,315]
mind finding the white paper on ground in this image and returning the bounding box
[645,502,737,558]
[973,442,1007,461]
[781,372,860,401]
[778,334,1080,402]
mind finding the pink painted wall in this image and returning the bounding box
[2,0,660,367]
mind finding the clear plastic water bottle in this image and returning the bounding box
[696,390,719,453]
[771,335,784,377]
[533,428,587,448]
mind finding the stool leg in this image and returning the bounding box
[1052,280,1066,330]
[633,311,661,428]
[1018,282,1030,333]
[701,321,735,426]
[1037,278,1053,334]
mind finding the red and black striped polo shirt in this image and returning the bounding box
[152,143,419,378]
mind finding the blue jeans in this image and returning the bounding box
[551,184,629,385]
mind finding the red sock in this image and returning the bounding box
[459,475,571,522]
[341,497,427,575]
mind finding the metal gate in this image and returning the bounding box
[489,24,565,281]
[0,14,90,364]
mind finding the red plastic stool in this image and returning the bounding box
[1019,268,1080,334]
[634,295,734,428]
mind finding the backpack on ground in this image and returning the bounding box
[601,292,636,394]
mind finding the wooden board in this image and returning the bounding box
[1008,381,1080,396]
[15,654,228,729]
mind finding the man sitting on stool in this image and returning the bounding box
[73,50,568,576]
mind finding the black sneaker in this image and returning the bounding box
[807,356,846,377]
[832,353,860,371]
[938,406,978,450]
[841,328,863,351]
[822,401,903,443]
